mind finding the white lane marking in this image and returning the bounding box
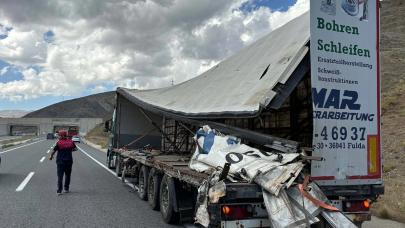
[16,172,35,192]
[39,156,46,163]
[46,150,50,154]
[0,139,46,155]
[76,145,138,191]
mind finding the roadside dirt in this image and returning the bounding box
[364,216,405,228]
[372,0,405,222]
[0,136,35,149]
[84,123,109,149]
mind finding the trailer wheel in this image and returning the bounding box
[121,165,127,182]
[159,175,179,224]
[115,155,122,177]
[106,151,111,168]
[148,168,162,210]
[138,165,149,201]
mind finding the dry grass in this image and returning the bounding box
[0,136,33,144]
[374,81,405,223]
[383,162,396,174]
[0,136,35,149]
[1,144,14,149]
[84,123,109,149]
[373,81,405,223]
[370,0,405,223]
[372,105,405,222]
[382,87,403,115]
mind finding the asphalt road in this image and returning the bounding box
[0,139,179,228]
[1,139,404,228]
[364,216,405,228]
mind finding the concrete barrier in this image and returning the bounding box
[0,118,103,136]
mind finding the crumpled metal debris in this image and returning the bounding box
[265,182,331,228]
[321,211,358,228]
[208,180,226,203]
[255,162,304,196]
[194,170,224,227]
[189,126,356,228]
[263,187,320,228]
[195,180,210,227]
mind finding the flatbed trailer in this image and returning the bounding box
[109,148,271,227]
[113,148,207,186]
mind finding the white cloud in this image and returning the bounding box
[0,29,47,66]
[0,0,309,101]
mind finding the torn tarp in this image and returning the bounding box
[190,126,301,195]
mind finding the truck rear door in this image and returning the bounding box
[309,0,382,186]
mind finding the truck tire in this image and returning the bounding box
[115,155,122,177]
[121,165,127,182]
[138,165,149,201]
[159,175,179,224]
[148,168,162,210]
[107,150,114,169]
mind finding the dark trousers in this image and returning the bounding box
[57,162,73,192]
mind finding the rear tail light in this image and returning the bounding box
[221,205,253,220]
[344,200,370,212]
[222,206,231,215]
[363,200,370,209]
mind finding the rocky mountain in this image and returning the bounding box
[24,91,115,120]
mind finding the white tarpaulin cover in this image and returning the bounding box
[117,12,309,117]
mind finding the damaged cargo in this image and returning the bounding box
[104,7,383,228]
[190,126,355,228]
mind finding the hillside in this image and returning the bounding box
[372,0,405,222]
[24,91,115,120]
[84,123,109,149]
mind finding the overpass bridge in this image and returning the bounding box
[0,118,103,136]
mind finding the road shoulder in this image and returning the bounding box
[81,138,107,153]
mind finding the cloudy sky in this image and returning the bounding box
[0,0,308,111]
